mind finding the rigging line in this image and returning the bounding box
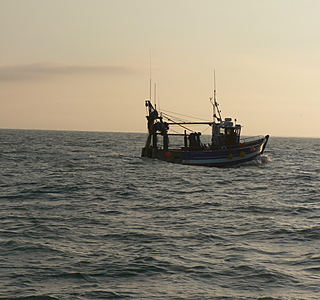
[161,111,209,124]
[161,111,189,122]
[164,116,193,132]
[162,113,211,130]
[162,111,208,123]
[161,112,191,124]
[168,127,180,134]
[160,109,210,122]
[162,112,211,134]
[201,126,211,133]
[162,115,194,126]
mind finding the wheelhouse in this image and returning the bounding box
[212,117,242,149]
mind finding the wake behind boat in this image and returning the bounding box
[141,87,269,167]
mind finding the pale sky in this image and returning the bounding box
[1,0,320,137]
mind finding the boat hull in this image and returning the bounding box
[142,135,269,167]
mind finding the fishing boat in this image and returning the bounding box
[141,88,269,167]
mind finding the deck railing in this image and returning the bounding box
[240,135,264,144]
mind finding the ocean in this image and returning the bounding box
[1,129,320,300]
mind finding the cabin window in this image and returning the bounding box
[226,129,232,135]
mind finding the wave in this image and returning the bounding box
[249,154,272,166]
[0,296,60,300]
[2,131,320,300]
[2,152,96,161]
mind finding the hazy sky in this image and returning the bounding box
[1,0,320,137]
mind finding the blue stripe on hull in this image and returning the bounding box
[181,143,265,167]
[182,151,260,166]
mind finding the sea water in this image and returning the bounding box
[1,129,320,300]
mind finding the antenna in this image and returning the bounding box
[149,50,152,102]
[214,70,216,103]
[154,83,157,108]
[158,93,161,114]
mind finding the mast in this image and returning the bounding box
[211,70,223,147]
[213,71,222,122]
[210,70,221,122]
[210,71,215,122]
[210,71,216,146]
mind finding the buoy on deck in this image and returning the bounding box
[165,151,171,158]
